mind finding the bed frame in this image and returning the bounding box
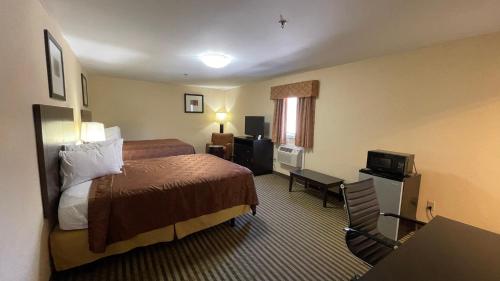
[33,104,76,228]
[80,109,92,122]
[33,106,93,227]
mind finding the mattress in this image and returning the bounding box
[58,180,92,230]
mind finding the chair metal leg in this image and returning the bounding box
[323,185,328,207]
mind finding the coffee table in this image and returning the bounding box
[289,169,344,207]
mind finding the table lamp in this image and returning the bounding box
[215,112,227,133]
[81,122,105,142]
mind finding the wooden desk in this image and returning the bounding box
[359,216,500,281]
[289,169,343,207]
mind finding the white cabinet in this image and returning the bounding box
[359,170,421,240]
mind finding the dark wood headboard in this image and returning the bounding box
[33,104,76,227]
[81,109,92,122]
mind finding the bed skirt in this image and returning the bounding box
[51,205,251,271]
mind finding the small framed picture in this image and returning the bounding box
[81,74,88,107]
[44,29,66,101]
[184,93,204,113]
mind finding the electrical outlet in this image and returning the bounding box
[426,200,435,211]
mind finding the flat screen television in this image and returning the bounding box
[245,116,264,137]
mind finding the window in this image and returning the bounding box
[285,97,297,144]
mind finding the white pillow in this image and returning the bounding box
[58,180,92,230]
[64,138,124,167]
[105,126,121,141]
[59,143,121,191]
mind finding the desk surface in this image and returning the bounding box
[359,216,500,281]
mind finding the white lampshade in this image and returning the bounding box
[216,112,227,122]
[199,53,232,68]
[81,122,105,142]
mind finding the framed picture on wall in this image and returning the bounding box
[43,29,66,101]
[81,74,88,107]
[184,93,204,113]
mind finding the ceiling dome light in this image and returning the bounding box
[199,52,232,68]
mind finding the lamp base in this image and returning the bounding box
[219,124,224,133]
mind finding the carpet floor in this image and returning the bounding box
[53,174,370,281]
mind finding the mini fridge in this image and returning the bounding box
[359,169,421,240]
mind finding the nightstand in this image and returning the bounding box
[207,145,225,159]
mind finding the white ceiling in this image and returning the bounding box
[43,0,500,88]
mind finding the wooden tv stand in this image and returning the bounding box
[233,136,273,175]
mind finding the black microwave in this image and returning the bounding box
[366,150,414,177]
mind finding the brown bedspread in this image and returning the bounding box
[88,154,258,253]
[122,139,195,160]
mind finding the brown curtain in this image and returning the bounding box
[271,99,287,144]
[295,97,315,148]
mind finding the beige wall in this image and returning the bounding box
[0,0,85,280]
[88,75,226,153]
[225,32,500,234]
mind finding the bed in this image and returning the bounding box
[82,111,196,160]
[35,105,258,271]
[122,139,195,160]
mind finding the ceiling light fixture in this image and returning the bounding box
[278,14,287,29]
[199,52,232,68]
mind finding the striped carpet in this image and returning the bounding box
[53,174,370,281]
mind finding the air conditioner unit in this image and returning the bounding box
[277,145,303,168]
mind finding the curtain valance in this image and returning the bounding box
[270,80,319,100]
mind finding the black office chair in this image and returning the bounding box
[341,178,426,267]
